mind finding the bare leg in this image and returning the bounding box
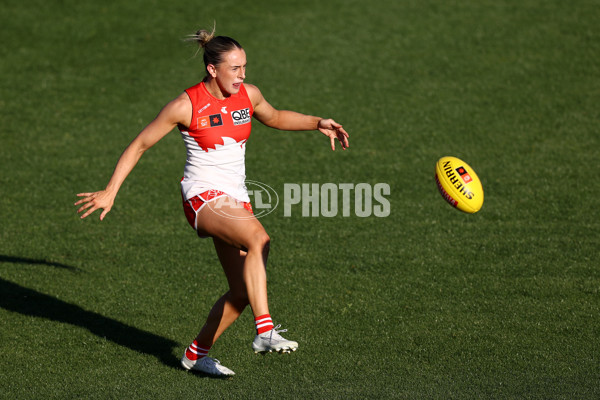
[193,200,271,345]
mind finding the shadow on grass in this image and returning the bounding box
[0,255,182,370]
[0,255,82,272]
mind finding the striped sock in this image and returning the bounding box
[185,339,210,361]
[255,314,274,335]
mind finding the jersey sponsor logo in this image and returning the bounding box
[198,103,211,114]
[210,114,223,127]
[221,106,228,114]
[198,116,210,128]
[231,107,251,126]
[197,113,224,128]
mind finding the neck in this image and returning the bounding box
[203,77,229,100]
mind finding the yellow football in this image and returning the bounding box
[435,156,484,213]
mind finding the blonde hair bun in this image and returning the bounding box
[189,28,215,48]
[184,24,243,72]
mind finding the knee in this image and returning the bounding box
[248,230,270,254]
[261,233,271,253]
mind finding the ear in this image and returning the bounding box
[207,64,217,78]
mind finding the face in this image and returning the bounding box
[207,48,247,97]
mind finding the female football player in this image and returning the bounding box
[75,27,349,376]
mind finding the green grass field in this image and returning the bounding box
[1,0,599,398]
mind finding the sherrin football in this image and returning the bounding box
[435,156,484,213]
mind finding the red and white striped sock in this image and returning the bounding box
[185,339,210,361]
[255,314,274,335]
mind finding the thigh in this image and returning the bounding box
[196,197,268,251]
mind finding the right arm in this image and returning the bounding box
[75,92,192,220]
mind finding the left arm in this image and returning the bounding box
[246,84,349,151]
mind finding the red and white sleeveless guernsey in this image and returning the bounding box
[179,82,254,203]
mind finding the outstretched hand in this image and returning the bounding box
[317,119,349,151]
[74,190,116,220]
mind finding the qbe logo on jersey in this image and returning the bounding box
[231,108,251,126]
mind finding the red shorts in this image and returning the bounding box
[182,189,253,232]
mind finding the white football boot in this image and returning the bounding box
[252,324,298,354]
[181,355,235,376]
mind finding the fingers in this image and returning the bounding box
[332,126,349,150]
[79,202,111,220]
[320,119,349,150]
[77,200,95,214]
[339,130,349,149]
[75,194,96,211]
[74,193,93,206]
[74,191,112,220]
[336,125,349,137]
[74,197,91,206]
[327,119,348,135]
[80,206,98,220]
[77,199,100,219]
